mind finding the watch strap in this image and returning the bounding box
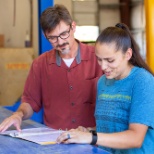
[90,130,97,145]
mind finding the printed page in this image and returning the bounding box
[0,127,64,145]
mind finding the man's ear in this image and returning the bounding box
[71,21,76,32]
[125,48,132,60]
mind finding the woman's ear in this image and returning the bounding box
[125,48,132,60]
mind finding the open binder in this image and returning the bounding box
[0,127,64,145]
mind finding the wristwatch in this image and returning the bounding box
[90,130,97,145]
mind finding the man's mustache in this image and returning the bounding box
[56,42,69,48]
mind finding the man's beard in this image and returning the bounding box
[61,48,70,55]
[56,42,70,55]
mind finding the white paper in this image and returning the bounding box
[0,127,64,145]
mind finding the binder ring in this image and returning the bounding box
[67,133,71,139]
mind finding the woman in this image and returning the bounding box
[57,23,154,154]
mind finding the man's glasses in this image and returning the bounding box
[46,26,71,43]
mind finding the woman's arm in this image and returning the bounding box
[57,123,148,149]
[97,123,148,149]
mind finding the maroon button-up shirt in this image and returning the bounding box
[22,41,102,130]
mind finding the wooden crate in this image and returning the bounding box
[0,48,34,106]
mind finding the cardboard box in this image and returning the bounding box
[0,35,4,47]
[0,48,34,106]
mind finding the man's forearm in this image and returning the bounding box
[15,102,33,120]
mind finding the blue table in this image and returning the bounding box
[0,107,110,154]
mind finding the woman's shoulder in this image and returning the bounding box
[97,75,106,86]
[132,67,153,79]
[131,66,154,86]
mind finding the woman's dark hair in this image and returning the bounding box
[96,23,153,75]
[40,4,73,33]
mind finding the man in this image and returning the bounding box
[0,4,102,132]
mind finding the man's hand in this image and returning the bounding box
[76,126,96,132]
[0,111,23,132]
[0,103,33,133]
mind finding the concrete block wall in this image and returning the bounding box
[99,0,119,4]
[54,0,72,16]
[130,1,145,59]
[72,0,121,30]
[72,0,98,26]
[99,8,121,31]
[98,0,120,30]
[130,2,145,29]
[71,0,145,59]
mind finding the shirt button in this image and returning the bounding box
[71,102,75,106]
[68,69,71,72]
[72,119,76,123]
[70,86,73,90]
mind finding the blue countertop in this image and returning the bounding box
[0,107,110,154]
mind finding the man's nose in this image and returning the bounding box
[57,36,64,44]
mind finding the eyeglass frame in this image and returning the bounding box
[46,25,72,43]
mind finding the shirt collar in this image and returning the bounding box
[56,44,81,66]
[47,40,91,65]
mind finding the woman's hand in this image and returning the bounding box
[57,129,92,144]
